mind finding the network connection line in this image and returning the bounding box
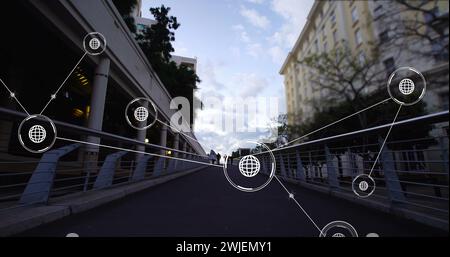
[156,118,203,146]
[40,52,87,115]
[56,136,223,168]
[0,78,30,115]
[368,104,403,177]
[274,175,324,236]
[281,98,392,148]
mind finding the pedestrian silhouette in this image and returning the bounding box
[209,149,217,164]
[216,153,221,165]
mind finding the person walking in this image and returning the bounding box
[209,149,217,164]
[216,152,221,165]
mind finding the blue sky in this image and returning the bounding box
[141,0,314,155]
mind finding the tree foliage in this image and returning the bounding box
[111,3,202,125]
[136,5,200,101]
[299,43,384,129]
[112,0,138,33]
[378,0,449,59]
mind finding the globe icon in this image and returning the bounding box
[332,233,345,237]
[28,125,47,144]
[134,106,149,122]
[359,181,369,191]
[89,38,101,50]
[399,78,415,95]
[238,155,260,178]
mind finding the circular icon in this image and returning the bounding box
[223,141,276,193]
[28,125,47,144]
[83,32,107,55]
[387,67,426,106]
[358,181,369,191]
[134,106,149,122]
[398,78,415,95]
[319,221,358,237]
[352,174,376,198]
[88,38,101,50]
[239,155,261,178]
[366,233,380,237]
[66,233,79,237]
[18,115,57,153]
[125,98,158,130]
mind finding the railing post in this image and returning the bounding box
[261,156,268,175]
[278,153,287,177]
[286,154,292,178]
[167,158,178,173]
[296,150,306,182]
[325,146,340,189]
[378,137,405,203]
[19,144,80,205]
[438,137,449,182]
[131,155,152,182]
[153,157,165,177]
[93,151,127,190]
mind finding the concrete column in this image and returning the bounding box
[136,102,149,161]
[182,141,187,159]
[159,125,167,155]
[173,133,180,157]
[83,57,110,169]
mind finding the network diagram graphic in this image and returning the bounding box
[0,32,428,237]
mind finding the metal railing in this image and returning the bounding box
[255,110,449,226]
[0,107,210,211]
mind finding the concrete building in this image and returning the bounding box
[280,0,449,126]
[0,0,205,165]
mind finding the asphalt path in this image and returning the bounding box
[20,166,446,237]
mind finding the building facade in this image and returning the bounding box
[280,0,449,126]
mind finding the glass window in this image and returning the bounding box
[383,58,396,76]
[358,51,366,64]
[330,11,336,25]
[355,29,363,45]
[379,30,389,44]
[351,7,359,22]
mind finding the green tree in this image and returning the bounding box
[137,5,179,64]
[111,3,202,125]
[137,6,200,122]
[299,43,383,130]
[112,0,138,33]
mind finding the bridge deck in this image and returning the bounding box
[19,166,445,237]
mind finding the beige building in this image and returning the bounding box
[280,0,449,126]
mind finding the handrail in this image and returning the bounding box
[259,110,449,155]
[0,106,203,157]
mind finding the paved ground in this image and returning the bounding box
[19,166,446,237]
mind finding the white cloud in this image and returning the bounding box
[268,46,285,64]
[269,0,313,48]
[232,24,251,43]
[246,0,265,4]
[231,24,264,58]
[232,73,268,98]
[240,6,270,30]
[246,43,263,58]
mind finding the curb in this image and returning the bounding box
[0,167,205,237]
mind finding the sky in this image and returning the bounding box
[141,0,314,155]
